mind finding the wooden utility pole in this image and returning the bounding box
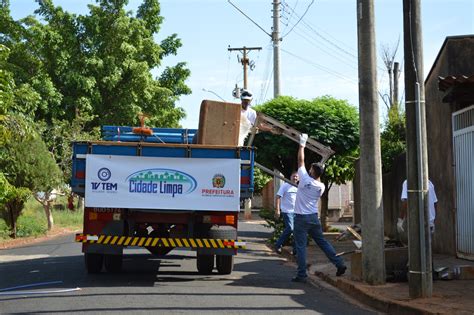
[356,0,386,285]
[228,46,262,89]
[403,0,432,298]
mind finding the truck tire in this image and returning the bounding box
[216,255,234,274]
[208,227,237,240]
[85,253,103,274]
[104,254,123,273]
[196,254,214,275]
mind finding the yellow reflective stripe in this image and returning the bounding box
[111,236,119,245]
[217,239,225,248]
[210,239,218,248]
[203,239,211,248]
[189,239,197,248]
[168,239,176,247]
[131,237,139,246]
[104,235,112,244]
[175,239,182,247]
[151,238,159,247]
[97,235,105,244]
[138,237,146,247]
[124,237,132,246]
[182,239,190,247]
[196,239,203,247]
[162,238,169,247]
[117,236,126,245]
[145,238,152,247]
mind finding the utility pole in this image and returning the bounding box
[393,61,400,106]
[228,46,262,89]
[356,0,385,285]
[272,0,281,97]
[403,0,432,298]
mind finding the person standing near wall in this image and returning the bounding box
[274,171,299,255]
[398,179,438,237]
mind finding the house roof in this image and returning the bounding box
[438,75,474,92]
[425,34,474,84]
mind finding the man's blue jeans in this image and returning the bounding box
[275,212,294,250]
[294,213,345,278]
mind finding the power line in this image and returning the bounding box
[227,0,271,37]
[281,0,314,38]
[292,27,358,70]
[281,48,357,84]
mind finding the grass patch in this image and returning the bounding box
[0,195,83,240]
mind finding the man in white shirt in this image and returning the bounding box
[274,171,299,255]
[240,89,281,134]
[291,134,346,283]
[398,179,438,236]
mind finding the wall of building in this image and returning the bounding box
[425,37,474,255]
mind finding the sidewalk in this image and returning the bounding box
[279,235,474,315]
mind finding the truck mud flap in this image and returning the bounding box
[75,233,246,249]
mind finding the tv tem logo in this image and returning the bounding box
[91,167,117,192]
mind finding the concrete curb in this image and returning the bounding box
[278,246,437,315]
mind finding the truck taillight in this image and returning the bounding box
[202,215,235,225]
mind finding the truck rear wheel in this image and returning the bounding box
[216,255,234,274]
[85,253,103,273]
[196,254,214,274]
[104,254,123,273]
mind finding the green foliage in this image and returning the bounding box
[254,95,360,184]
[8,0,191,128]
[1,114,62,190]
[259,207,285,244]
[381,104,406,173]
[253,167,271,194]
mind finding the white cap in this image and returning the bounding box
[240,89,253,101]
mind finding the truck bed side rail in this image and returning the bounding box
[101,126,198,144]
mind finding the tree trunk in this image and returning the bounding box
[77,196,84,211]
[44,201,54,231]
[8,205,16,238]
[320,190,329,232]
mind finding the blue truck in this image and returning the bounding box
[71,126,255,275]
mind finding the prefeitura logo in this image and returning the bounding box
[212,174,226,188]
[126,168,197,197]
[202,173,234,198]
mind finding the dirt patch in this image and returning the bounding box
[0,227,80,250]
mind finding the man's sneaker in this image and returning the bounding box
[336,265,347,277]
[274,246,282,254]
[291,276,308,283]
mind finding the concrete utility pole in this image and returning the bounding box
[228,46,262,89]
[356,0,386,285]
[403,0,432,298]
[393,62,400,106]
[272,0,281,97]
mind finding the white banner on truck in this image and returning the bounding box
[85,155,241,211]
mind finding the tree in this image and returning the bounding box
[0,114,63,233]
[381,104,406,173]
[254,96,359,230]
[16,0,191,128]
[380,39,401,110]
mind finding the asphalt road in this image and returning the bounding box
[0,218,376,314]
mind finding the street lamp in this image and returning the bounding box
[202,88,225,101]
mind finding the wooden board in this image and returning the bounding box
[197,100,241,145]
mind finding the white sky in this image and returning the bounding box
[9,0,474,128]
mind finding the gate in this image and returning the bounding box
[453,105,474,260]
